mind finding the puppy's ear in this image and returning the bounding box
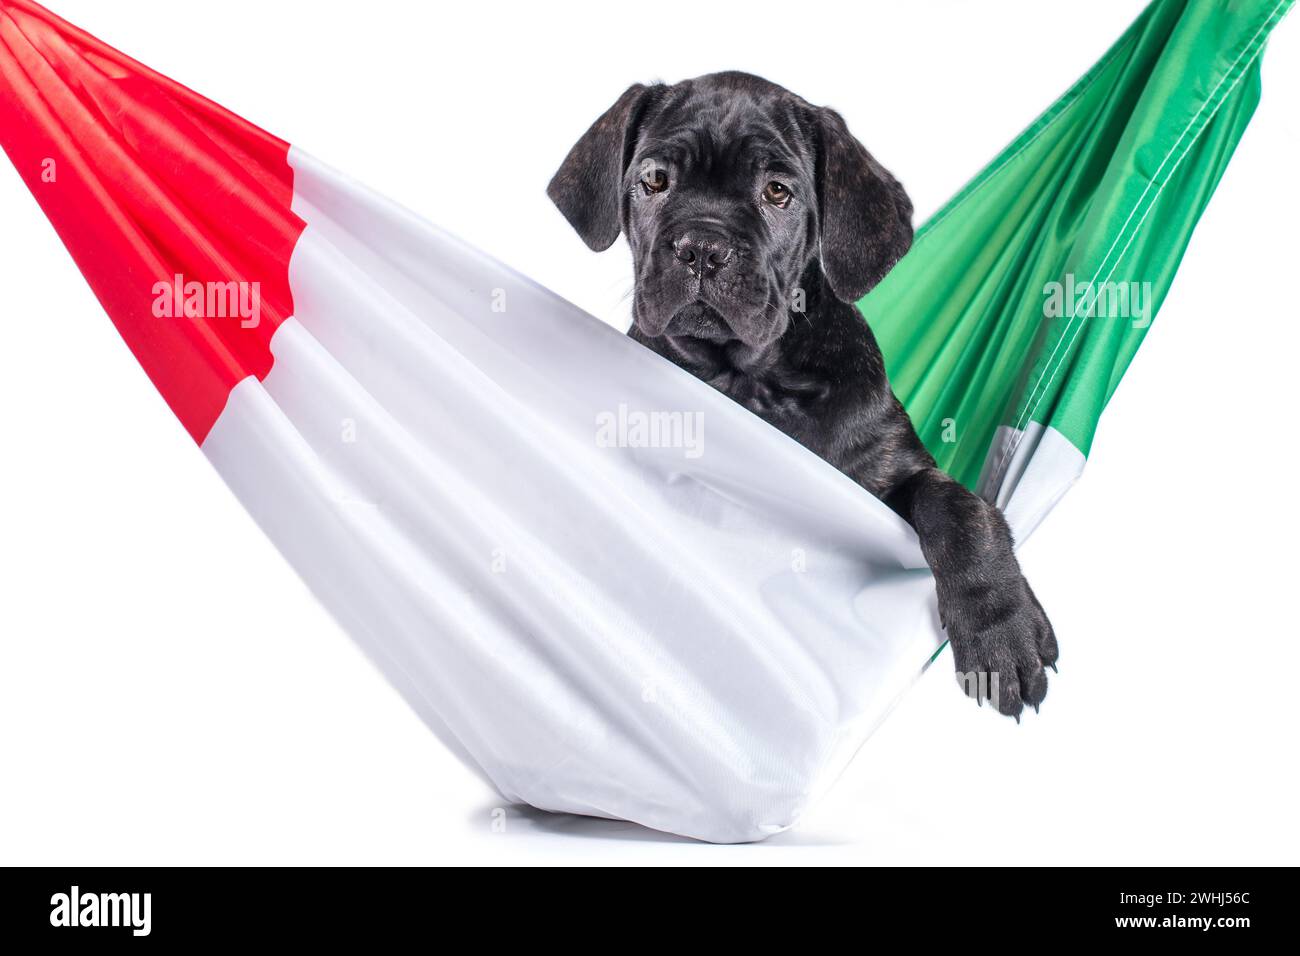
[813,107,914,302]
[548,83,661,251]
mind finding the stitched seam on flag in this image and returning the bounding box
[1085,2,1289,315]
[1008,0,1289,437]
[991,26,1272,490]
[1048,22,1282,389]
[987,0,1288,493]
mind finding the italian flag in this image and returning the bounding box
[0,0,1289,842]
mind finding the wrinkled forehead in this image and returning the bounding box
[638,87,811,178]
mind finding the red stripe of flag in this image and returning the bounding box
[0,0,304,442]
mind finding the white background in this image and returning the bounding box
[1,0,1296,865]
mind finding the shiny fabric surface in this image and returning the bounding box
[1,0,1289,840]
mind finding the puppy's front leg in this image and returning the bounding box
[885,467,1058,719]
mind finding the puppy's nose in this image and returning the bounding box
[673,233,734,277]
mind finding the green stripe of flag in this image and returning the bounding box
[863,0,1293,490]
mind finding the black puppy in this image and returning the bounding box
[548,71,1057,719]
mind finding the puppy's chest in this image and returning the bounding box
[707,364,830,435]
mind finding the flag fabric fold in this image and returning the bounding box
[0,0,1289,841]
[864,0,1291,536]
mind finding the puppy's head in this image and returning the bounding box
[548,71,913,349]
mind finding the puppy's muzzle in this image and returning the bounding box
[672,230,736,278]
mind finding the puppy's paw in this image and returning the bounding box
[941,576,1058,721]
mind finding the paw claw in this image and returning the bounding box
[944,575,1056,720]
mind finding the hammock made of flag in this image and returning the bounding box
[0,0,1289,842]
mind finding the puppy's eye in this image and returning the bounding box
[762,181,791,206]
[641,169,669,194]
